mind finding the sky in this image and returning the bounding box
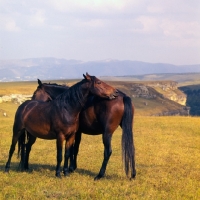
[0,0,200,65]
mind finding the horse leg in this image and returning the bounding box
[55,135,64,178]
[63,135,75,176]
[69,131,82,172]
[94,132,112,180]
[24,134,37,170]
[5,130,22,172]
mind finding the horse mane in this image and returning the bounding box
[43,82,69,88]
[55,79,87,109]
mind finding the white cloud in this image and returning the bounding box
[29,9,46,27]
[6,20,20,32]
[48,0,127,12]
[133,16,160,34]
[161,19,200,39]
[0,0,199,64]
[0,15,21,32]
[147,5,164,14]
[76,18,105,28]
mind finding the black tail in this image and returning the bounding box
[121,96,136,179]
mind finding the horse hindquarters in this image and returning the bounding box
[121,96,136,179]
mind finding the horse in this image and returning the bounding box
[22,78,136,180]
[5,73,118,178]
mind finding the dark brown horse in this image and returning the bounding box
[22,78,136,180]
[5,73,118,177]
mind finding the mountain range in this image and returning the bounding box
[0,57,200,81]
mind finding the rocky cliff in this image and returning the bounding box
[142,81,187,105]
[107,80,189,116]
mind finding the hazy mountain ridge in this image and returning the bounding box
[0,57,200,81]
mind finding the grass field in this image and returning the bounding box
[0,80,199,199]
[0,101,200,199]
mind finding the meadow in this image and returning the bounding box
[0,81,200,199]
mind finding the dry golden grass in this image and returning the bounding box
[0,80,199,199]
[0,81,37,96]
[0,80,78,96]
[0,102,200,199]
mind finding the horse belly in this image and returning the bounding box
[79,120,103,135]
[79,111,103,135]
[25,124,56,140]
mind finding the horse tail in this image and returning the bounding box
[121,96,136,179]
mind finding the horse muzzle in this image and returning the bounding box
[108,89,119,99]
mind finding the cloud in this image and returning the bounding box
[133,16,160,34]
[48,0,127,13]
[29,9,46,27]
[161,19,200,39]
[0,0,199,64]
[6,20,21,32]
[0,15,21,32]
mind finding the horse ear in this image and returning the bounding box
[83,73,91,81]
[38,79,42,86]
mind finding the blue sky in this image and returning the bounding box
[0,0,200,65]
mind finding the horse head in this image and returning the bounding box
[31,79,53,101]
[32,79,69,102]
[83,72,118,99]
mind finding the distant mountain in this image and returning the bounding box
[0,57,200,81]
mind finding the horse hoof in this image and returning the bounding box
[55,173,62,178]
[69,166,76,173]
[64,172,70,177]
[94,174,104,181]
[131,170,136,179]
[63,168,70,176]
[68,167,74,173]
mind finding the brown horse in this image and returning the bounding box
[23,78,136,180]
[5,73,118,177]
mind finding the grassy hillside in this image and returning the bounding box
[0,102,199,199]
[0,80,187,116]
[106,81,187,116]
